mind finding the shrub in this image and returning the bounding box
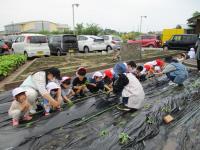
[0,54,27,77]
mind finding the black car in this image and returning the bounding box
[163,34,198,51]
[48,35,79,56]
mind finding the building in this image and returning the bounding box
[187,15,200,34]
[4,21,68,34]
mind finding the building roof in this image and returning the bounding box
[187,14,200,22]
[5,20,58,27]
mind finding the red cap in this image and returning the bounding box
[144,64,151,71]
[104,69,113,79]
[156,59,165,67]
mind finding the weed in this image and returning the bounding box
[99,130,109,137]
[161,105,171,113]
[119,132,131,144]
[146,116,156,124]
[143,104,151,109]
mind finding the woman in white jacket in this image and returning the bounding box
[20,67,62,114]
[113,63,145,111]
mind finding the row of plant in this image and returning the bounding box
[0,54,27,79]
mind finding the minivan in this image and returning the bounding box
[163,34,198,51]
[48,35,79,56]
[12,34,50,58]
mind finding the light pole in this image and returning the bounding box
[140,16,147,33]
[72,3,79,35]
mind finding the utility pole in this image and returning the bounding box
[72,3,80,35]
[140,16,147,33]
[42,21,44,32]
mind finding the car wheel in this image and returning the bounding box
[148,45,154,48]
[57,49,61,56]
[84,46,89,53]
[106,46,112,51]
[163,46,168,51]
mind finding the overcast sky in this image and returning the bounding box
[1,0,199,32]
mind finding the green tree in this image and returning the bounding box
[75,23,85,35]
[83,23,103,35]
[192,11,200,17]
[100,28,118,35]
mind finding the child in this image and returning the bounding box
[126,60,137,73]
[112,49,121,62]
[113,63,145,111]
[103,69,114,93]
[9,87,32,126]
[43,82,61,116]
[134,65,147,81]
[87,71,105,93]
[72,67,88,97]
[61,77,75,104]
[188,48,196,59]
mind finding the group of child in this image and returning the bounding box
[8,66,114,126]
[8,55,189,126]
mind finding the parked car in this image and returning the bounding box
[3,35,18,49]
[127,35,162,48]
[163,34,198,51]
[0,39,9,54]
[48,34,78,56]
[77,35,106,53]
[100,35,122,50]
[12,34,50,58]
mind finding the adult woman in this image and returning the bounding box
[155,56,188,86]
[20,67,62,114]
[195,36,200,72]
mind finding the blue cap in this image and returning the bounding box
[114,63,127,75]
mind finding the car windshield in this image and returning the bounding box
[29,36,47,43]
[112,36,121,41]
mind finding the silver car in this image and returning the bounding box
[101,35,122,51]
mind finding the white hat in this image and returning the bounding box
[154,66,161,71]
[61,76,71,83]
[92,71,103,79]
[46,82,60,92]
[12,87,26,97]
[190,47,195,51]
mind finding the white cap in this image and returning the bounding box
[46,82,60,92]
[154,66,161,71]
[12,87,26,97]
[92,71,103,79]
[61,76,71,83]
[190,47,195,51]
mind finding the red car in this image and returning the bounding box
[127,35,162,48]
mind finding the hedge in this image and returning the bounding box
[0,54,27,78]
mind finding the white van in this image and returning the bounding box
[12,34,50,58]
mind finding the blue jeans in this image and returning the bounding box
[166,73,175,82]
